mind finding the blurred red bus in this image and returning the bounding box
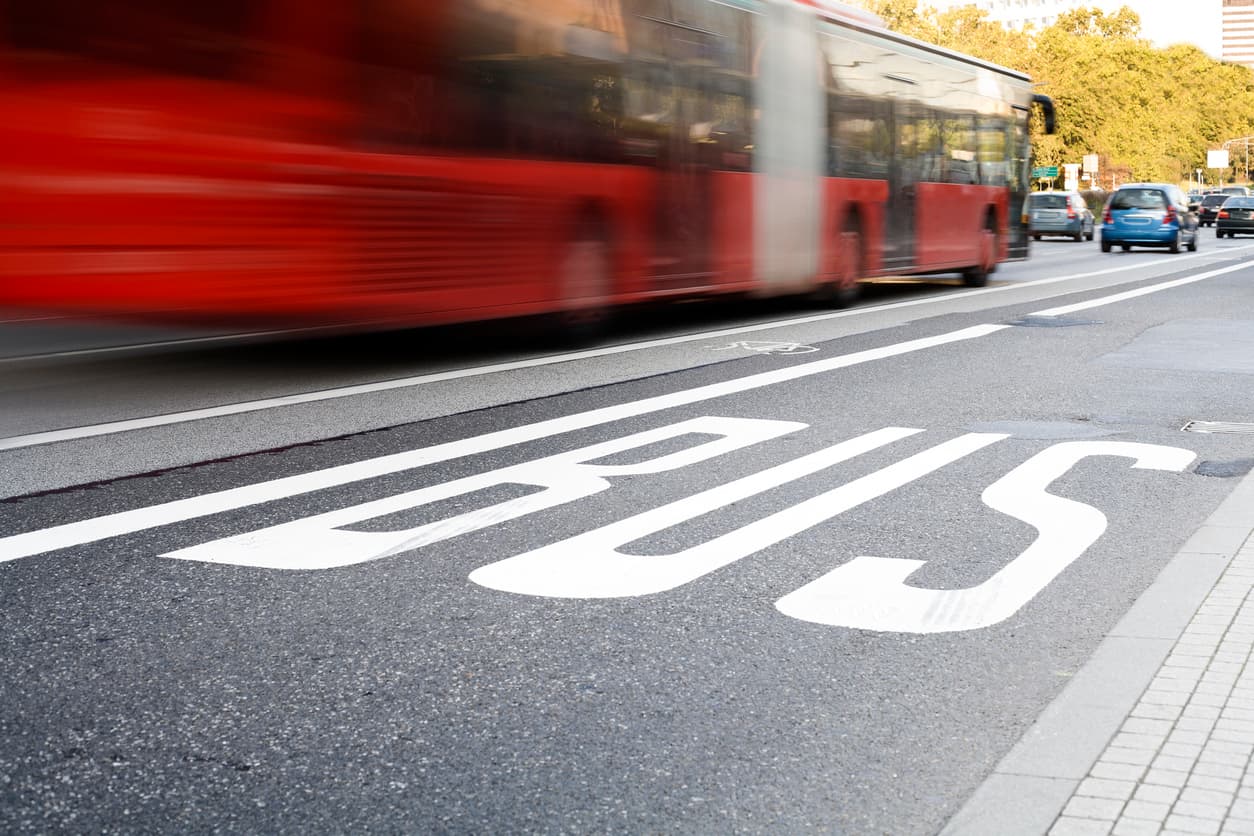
[2,0,1054,335]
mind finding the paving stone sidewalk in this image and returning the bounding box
[944,469,1254,836]
[1049,534,1254,836]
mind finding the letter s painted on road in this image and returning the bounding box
[775,441,1195,633]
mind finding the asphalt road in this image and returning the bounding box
[5,238,1254,833]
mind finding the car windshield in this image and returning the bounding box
[1203,194,1229,207]
[1030,194,1068,209]
[1110,189,1166,210]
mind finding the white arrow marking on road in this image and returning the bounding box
[470,431,1006,598]
[775,441,1195,633]
[161,417,805,570]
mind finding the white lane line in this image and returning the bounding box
[0,325,346,363]
[0,324,1006,563]
[1032,259,1254,316]
[3,248,1247,451]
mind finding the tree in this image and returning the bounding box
[850,2,1254,185]
[1052,6,1141,39]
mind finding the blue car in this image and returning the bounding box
[1100,183,1199,253]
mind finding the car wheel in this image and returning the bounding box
[1169,230,1182,254]
[1086,227,1094,241]
[1121,244,1131,252]
[1100,239,1112,253]
[1187,230,1198,252]
[1033,234,1041,241]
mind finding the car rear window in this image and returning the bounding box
[1203,194,1230,207]
[1030,194,1068,209]
[1225,197,1254,208]
[1110,189,1168,210]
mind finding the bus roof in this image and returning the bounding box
[803,0,1033,84]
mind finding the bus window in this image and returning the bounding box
[943,114,979,185]
[978,115,1011,187]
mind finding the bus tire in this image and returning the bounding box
[813,215,863,308]
[962,214,997,287]
[553,214,613,344]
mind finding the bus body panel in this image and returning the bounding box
[914,183,1006,269]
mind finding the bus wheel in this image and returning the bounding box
[813,217,863,308]
[962,221,996,287]
[555,218,612,343]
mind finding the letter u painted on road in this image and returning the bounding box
[469,430,1003,598]
[775,441,1195,633]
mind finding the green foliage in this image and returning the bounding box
[859,2,1254,185]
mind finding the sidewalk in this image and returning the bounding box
[944,465,1254,836]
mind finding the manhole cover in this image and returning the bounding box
[1195,459,1254,478]
[1007,315,1103,328]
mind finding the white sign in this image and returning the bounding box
[1208,149,1230,169]
[1063,163,1081,192]
[1083,154,1099,174]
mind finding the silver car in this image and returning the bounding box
[1026,191,1095,242]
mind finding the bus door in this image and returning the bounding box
[1007,104,1032,260]
[648,25,716,288]
[882,95,921,269]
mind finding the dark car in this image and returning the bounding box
[1099,183,1199,253]
[1198,193,1230,227]
[1026,191,1095,241]
[1216,196,1254,238]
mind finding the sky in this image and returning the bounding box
[1135,0,1221,58]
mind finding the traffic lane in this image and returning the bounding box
[0,439,1220,832]
[7,241,1252,500]
[5,282,1253,832]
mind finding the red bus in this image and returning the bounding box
[2,0,1054,335]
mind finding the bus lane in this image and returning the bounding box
[4,264,1254,833]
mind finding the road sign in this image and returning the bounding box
[1033,166,1059,178]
